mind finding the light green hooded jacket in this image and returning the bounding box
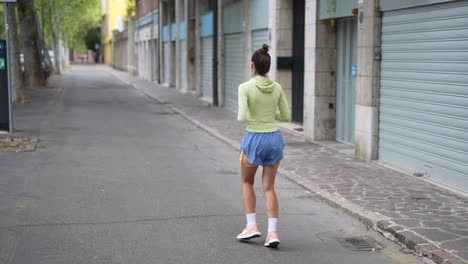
[237,75,291,132]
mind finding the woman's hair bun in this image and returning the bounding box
[261,44,269,53]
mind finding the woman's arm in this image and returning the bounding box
[238,85,248,123]
[275,88,291,122]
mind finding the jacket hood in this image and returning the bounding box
[252,75,275,93]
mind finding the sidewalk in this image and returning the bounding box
[109,67,468,264]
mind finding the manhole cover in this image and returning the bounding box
[337,236,383,251]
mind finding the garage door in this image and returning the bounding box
[224,34,243,111]
[163,42,170,85]
[201,37,213,100]
[223,1,244,112]
[180,40,187,91]
[379,1,468,191]
[252,29,269,52]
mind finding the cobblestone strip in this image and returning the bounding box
[109,68,468,264]
[377,220,466,264]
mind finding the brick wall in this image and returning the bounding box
[137,0,159,18]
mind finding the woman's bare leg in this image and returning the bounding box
[241,164,259,214]
[262,161,280,218]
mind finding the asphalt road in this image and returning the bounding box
[0,66,425,264]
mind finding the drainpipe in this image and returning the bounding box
[212,0,218,106]
[159,0,164,84]
[150,0,154,81]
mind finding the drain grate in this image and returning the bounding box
[337,236,383,251]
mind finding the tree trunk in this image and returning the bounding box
[17,0,47,88]
[49,0,61,75]
[7,3,26,103]
[33,5,53,76]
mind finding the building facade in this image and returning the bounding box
[309,0,468,192]
[133,0,159,81]
[101,0,127,65]
[115,0,468,193]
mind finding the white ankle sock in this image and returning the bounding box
[268,218,278,233]
[246,213,256,228]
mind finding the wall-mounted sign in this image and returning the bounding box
[358,9,365,32]
[351,64,357,78]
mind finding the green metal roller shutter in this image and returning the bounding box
[379,1,468,192]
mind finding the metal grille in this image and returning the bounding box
[337,236,383,251]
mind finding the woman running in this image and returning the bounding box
[236,44,291,248]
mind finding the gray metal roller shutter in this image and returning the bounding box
[180,40,187,91]
[252,29,269,52]
[163,42,170,85]
[224,33,243,112]
[153,40,159,82]
[379,1,468,191]
[336,18,356,144]
[201,37,213,100]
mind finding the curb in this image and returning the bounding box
[377,220,466,264]
[114,70,467,264]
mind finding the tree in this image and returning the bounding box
[85,27,101,51]
[7,3,26,103]
[37,0,100,70]
[17,0,47,88]
[123,0,135,29]
[49,0,61,74]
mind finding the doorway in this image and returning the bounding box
[336,17,357,144]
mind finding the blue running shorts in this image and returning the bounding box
[240,130,285,166]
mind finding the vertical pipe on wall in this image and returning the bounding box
[150,0,154,81]
[217,0,224,107]
[175,0,180,89]
[195,0,201,96]
[159,0,164,83]
[212,0,218,106]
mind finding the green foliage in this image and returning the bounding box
[105,35,112,45]
[123,0,135,29]
[84,27,100,51]
[37,0,101,50]
[0,5,21,41]
[326,0,337,14]
[0,5,4,38]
